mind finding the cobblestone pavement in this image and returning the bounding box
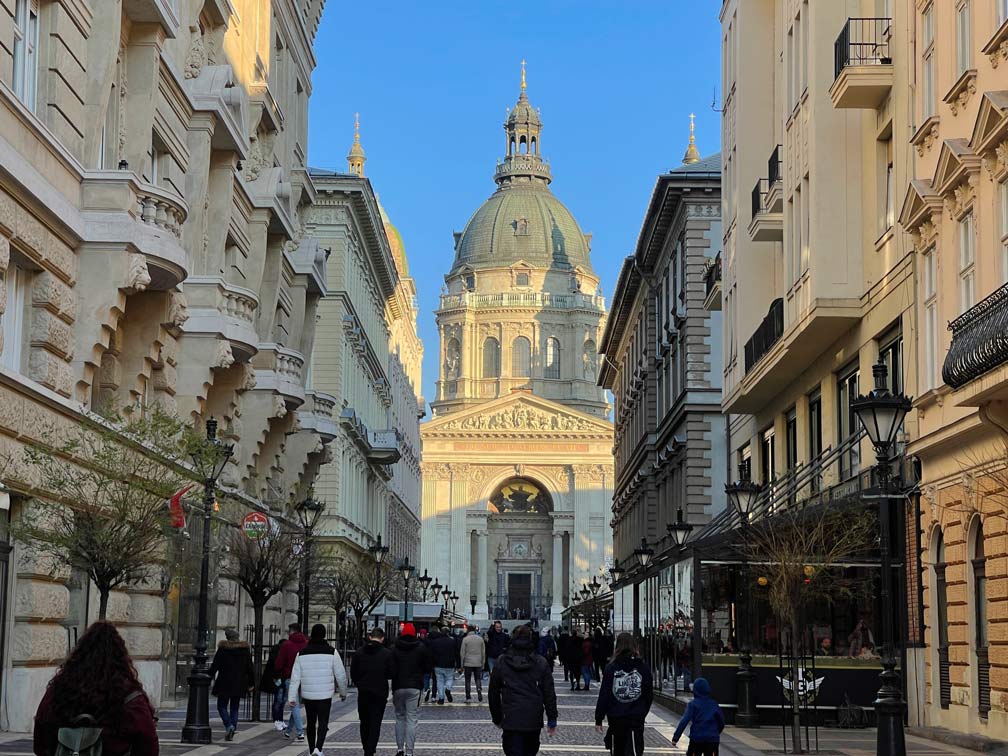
[0,670,990,755]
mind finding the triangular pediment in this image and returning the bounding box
[510,259,535,270]
[898,179,941,230]
[421,393,613,439]
[933,138,980,194]
[971,91,1008,153]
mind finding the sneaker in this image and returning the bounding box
[396,751,405,756]
[465,696,472,703]
[296,734,306,743]
[478,692,483,702]
[283,729,291,739]
[445,690,453,703]
[437,698,444,705]
[224,726,235,741]
[423,689,430,702]
[274,720,284,731]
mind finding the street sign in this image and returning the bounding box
[241,511,269,540]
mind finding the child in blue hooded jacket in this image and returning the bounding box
[671,677,724,756]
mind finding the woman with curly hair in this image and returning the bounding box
[33,621,159,755]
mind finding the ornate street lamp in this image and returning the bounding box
[726,470,764,728]
[397,556,415,623]
[449,591,459,615]
[417,569,432,601]
[852,360,912,756]
[295,490,325,633]
[431,578,443,603]
[666,509,694,548]
[181,418,234,744]
[610,562,625,584]
[367,534,390,628]
[633,537,654,569]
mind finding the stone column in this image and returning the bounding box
[550,529,565,621]
[474,530,489,621]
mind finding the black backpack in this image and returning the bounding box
[54,690,142,756]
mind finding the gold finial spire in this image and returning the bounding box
[520,59,527,91]
[682,112,701,164]
[347,112,366,177]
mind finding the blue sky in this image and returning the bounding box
[308,1,723,407]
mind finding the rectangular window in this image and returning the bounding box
[957,1,972,74]
[787,27,794,107]
[738,443,752,482]
[1,264,28,372]
[1000,0,1008,25]
[959,212,975,312]
[880,332,904,396]
[760,426,776,485]
[924,248,938,389]
[837,363,860,479]
[515,272,529,287]
[800,2,809,93]
[808,390,822,492]
[801,176,810,272]
[12,0,39,111]
[785,408,798,472]
[1000,182,1008,284]
[922,5,935,118]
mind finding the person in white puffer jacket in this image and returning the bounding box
[288,624,348,756]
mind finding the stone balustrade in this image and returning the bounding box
[135,185,186,238]
[438,290,605,312]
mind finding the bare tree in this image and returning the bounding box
[745,505,876,753]
[15,408,207,620]
[229,522,303,720]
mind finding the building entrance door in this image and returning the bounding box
[508,573,532,619]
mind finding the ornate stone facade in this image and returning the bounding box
[0,0,334,731]
[421,75,613,624]
[308,149,422,568]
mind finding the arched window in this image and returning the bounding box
[544,337,560,379]
[483,337,500,378]
[933,527,951,709]
[511,336,531,378]
[519,135,528,154]
[971,519,990,717]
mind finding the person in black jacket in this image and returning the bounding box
[486,620,510,673]
[261,637,285,730]
[489,624,558,756]
[391,623,430,756]
[428,626,461,704]
[594,633,654,756]
[209,628,254,741]
[351,627,397,756]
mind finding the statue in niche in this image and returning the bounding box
[445,339,461,379]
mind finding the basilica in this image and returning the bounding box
[419,70,614,626]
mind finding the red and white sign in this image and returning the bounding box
[241,511,270,540]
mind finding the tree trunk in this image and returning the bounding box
[252,603,265,722]
[790,616,803,753]
[98,589,110,621]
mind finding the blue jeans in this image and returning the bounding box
[270,680,285,722]
[434,667,455,700]
[581,665,593,688]
[283,679,304,736]
[216,695,240,731]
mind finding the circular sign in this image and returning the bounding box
[241,512,270,540]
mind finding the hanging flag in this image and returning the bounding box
[168,484,195,529]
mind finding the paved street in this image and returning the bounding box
[0,670,991,756]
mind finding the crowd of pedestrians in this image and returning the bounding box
[29,619,722,756]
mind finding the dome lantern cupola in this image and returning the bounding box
[347,112,366,177]
[496,61,552,187]
[682,113,701,165]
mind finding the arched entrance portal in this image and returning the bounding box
[486,478,555,624]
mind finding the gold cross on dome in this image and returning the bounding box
[521,59,527,90]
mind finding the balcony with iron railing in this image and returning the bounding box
[438,290,605,312]
[942,283,1008,405]
[749,178,782,242]
[830,17,893,109]
[765,144,783,212]
[743,298,784,374]
[703,253,722,312]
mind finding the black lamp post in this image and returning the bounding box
[295,490,325,633]
[367,534,390,631]
[852,360,911,756]
[431,578,443,603]
[610,562,625,630]
[632,538,654,635]
[725,473,763,728]
[666,509,693,695]
[470,594,478,615]
[397,556,415,623]
[450,591,459,615]
[181,418,233,744]
[417,569,432,601]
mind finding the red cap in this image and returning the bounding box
[401,622,417,637]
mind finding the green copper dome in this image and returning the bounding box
[451,186,593,274]
[450,79,593,275]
